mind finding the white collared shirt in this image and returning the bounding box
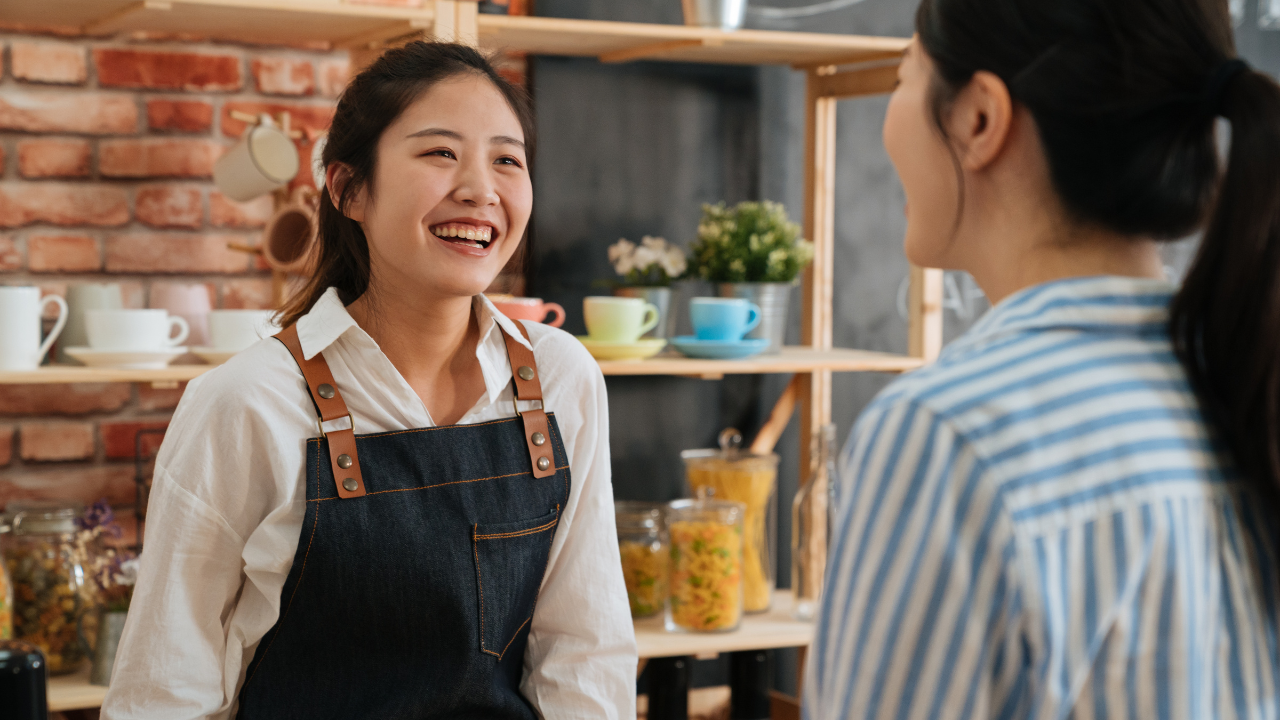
[103,288,637,720]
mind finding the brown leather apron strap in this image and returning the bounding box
[274,324,367,499]
[500,321,556,479]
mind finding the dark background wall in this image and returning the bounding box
[527,0,1279,696]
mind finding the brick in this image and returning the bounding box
[0,426,13,467]
[147,98,213,132]
[99,138,223,179]
[17,138,91,179]
[0,91,137,135]
[221,101,333,138]
[0,383,131,416]
[252,57,314,96]
[11,41,87,85]
[318,58,351,98]
[135,185,202,229]
[94,48,242,92]
[105,233,251,273]
[209,191,273,229]
[137,382,186,411]
[222,278,274,309]
[101,420,169,460]
[27,234,100,272]
[19,421,95,461]
[0,235,21,271]
[0,466,135,509]
[0,183,130,228]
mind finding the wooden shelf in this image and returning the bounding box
[635,590,813,659]
[4,0,906,67]
[48,666,108,712]
[0,347,920,385]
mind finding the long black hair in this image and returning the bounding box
[916,0,1280,492]
[279,42,535,327]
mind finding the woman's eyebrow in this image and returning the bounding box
[406,127,463,140]
[492,135,525,151]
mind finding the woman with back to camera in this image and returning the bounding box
[807,0,1280,717]
[102,42,636,719]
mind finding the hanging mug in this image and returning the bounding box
[213,115,300,202]
[263,187,320,275]
[0,287,68,371]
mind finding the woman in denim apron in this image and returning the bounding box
[104,43,636,720]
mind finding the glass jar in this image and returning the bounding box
[0,520,12,640]
[665,496,745,633]
[682,438,778,613]
[615,501,667,619]
[4,501,88,675]
[792,423,838,621]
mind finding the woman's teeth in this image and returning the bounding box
[431,223,493,248]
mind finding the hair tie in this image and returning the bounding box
[1202,58,1249,118]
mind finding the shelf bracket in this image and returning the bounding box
[807,61,900,99]
[599,38,717,64]
[83,0,171,36]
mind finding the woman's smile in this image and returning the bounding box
[430,220,497,254]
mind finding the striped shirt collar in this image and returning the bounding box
[949,275,1177,358]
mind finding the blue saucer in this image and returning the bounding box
[671,336,770,360]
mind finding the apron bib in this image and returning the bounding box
[236,321,570,720]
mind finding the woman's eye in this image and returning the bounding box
[423,149,456,159]
[496,156,524,168]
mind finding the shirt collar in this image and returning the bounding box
[949,275,1177,357]
[295,287,533,406]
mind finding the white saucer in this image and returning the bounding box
[64,347,187,370]
[190,347,240,365]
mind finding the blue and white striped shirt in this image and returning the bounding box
[804,275,1280,720]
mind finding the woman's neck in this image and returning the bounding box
[346,287,486,425]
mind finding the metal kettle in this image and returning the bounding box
[0,640,48,720]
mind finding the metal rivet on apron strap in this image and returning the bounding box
[531,432,546,447]
[337,453,353,469]
[517,366,535,381]
[317,383,335,399]
[342,477,359,492]
[537,457,550,471]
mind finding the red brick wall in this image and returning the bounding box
[0,31,350,523]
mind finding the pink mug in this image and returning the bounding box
[487,296,566,328]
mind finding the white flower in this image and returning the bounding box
[632,244,659,272]
[661,247,687,277]
[115,557,141,587]
[640,235,667,252]
[609,239,636,275]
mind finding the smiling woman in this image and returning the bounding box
[101,42,636,720]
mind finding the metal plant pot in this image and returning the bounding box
[89,610,128,686]
[681,0,747,30]
[718,282,792,354]
[614,286,673,339]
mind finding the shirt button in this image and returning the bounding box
[317,383,335,399]
[342,478,359,492]
[518,366,535,381]
[531,432,546,447]
[537,457,551,471]
[337,454,353,469]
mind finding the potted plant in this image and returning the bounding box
[74,500,138,686]
[688,201,814,352]
[608,236,687,340]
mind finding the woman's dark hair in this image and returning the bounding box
[916,0,1280,492]
[279,42,535,327]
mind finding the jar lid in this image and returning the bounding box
[614,501,663,531]
[666,497,746,525]
[8,500,82,535]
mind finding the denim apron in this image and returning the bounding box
[236,321,570,720]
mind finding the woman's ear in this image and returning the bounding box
[946,70,1014,171]
[326,162,366,222]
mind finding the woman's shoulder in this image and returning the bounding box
[519,320,602,381]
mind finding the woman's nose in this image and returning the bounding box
[454,160,499,207]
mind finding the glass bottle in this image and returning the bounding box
[664,495,746,633]
[5,501,88,675]
[792,424,837,621]
[0,519,12,640]
[614,501,668,619]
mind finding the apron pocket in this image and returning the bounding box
[472,508,559,659]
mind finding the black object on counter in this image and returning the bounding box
[729,650,772,720]
[0,640,49,720]
[647,656,690,720]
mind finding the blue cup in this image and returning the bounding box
[690,298,761,341]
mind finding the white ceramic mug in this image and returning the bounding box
[208,310,276,351]
[213,115,300,202]
[583,296,660,343]
[60,283,124,363]
[0,287,68,371]
[86,309,189,351]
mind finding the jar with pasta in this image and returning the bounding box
[615,501,667,619]
[4,502,88,675]
[682,437,778,613]
[665,497,745,633]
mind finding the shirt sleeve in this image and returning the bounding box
[520,342,638,719]
[803,398,1023,720]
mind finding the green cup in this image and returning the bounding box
[583,296,660,342]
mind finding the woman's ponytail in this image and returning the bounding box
[1171,68,1280,489]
